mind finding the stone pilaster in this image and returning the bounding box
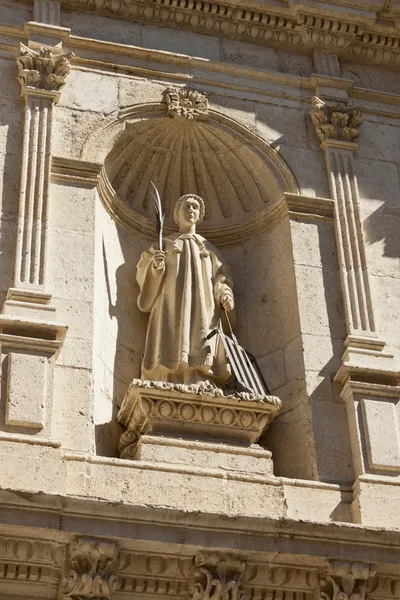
[310,96,398,384]
[0,44,72,437]
[4,44,73,317]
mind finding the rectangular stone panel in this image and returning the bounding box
[361,397,400,471]
[5,352,47,429]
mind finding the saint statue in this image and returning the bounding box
[136,194,235,386]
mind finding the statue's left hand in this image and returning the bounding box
[221,291,234,312]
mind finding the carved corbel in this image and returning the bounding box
[190,553,246,600]
[319,561,376,600]
[165,88,209,120]
[62,540,119,600]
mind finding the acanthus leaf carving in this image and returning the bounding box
[191,553,246,600]
[17,44,74,97]
[165,88,209,120]
[310,97,364,143]
[319,561,376,600]
[62,540,119,600]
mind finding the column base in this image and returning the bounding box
[3,287,56,320]
[335,337,400,385]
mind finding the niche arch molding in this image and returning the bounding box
[82,102,299,247]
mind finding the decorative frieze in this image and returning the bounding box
[191,553,245,600]
[62,541,119,600]
[117,552,192,597]
[0,536,63,596]
[165,88,209,120]
[57,0,400,68]
[310,97,363,143]
[319,561,376,600]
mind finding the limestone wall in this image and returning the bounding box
[0,0,400,530]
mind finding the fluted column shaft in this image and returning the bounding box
[13,44,73,299]
[323,141,375,338]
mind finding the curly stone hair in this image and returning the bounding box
[174,194,205,225]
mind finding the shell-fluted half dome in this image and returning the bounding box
[102,114,297,245]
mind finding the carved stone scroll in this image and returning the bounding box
[190,553,245,600]
[62,540,119,600]
[14,44,73,299]
[319,561,376,600]
[165,88,209,120]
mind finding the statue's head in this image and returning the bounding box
[174,194,205,227]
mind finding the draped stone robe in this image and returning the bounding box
[136,232,233,384]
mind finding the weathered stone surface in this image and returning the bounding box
[0,2,400,597]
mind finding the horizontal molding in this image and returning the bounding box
[284,193,335,220]
[57,0,400,69]
[2,25,400,117]
[51,156,102,185]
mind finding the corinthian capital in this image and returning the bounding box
[191,552,246,600]
[62,540,119,600]
[311,96,364,143]
[165,88,209,120]
[319,561,376,600]
[17,43,74,100]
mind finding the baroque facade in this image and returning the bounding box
[0,0,400,598]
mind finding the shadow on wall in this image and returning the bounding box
[0,72,22,299]
[95,226,147,457]
[364,205,400,259]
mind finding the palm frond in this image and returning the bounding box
[149,181,165,251]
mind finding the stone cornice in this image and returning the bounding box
[54,0,400,69]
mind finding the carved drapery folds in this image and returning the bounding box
[62,541,119,600]
[310,97,364,143]
[191,553,245,600]
[319,561,376,600]
[165,88,209,120]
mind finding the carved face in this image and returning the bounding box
[178,197,201,227]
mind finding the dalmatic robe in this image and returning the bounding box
[136,232,233,383]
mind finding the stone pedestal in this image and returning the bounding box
[117,380,281,471]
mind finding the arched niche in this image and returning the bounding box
[83,103,299,247]
[88,102,314,480]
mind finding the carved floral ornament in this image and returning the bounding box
[17,43,74,97]
[319,561,376,600]
[191,553,246,600]
[165,88,209,120]
[62,540,119,600]
[310,97,364,144]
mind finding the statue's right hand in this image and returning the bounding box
[153,250,167,270]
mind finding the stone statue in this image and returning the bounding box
[136,194,235,386]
